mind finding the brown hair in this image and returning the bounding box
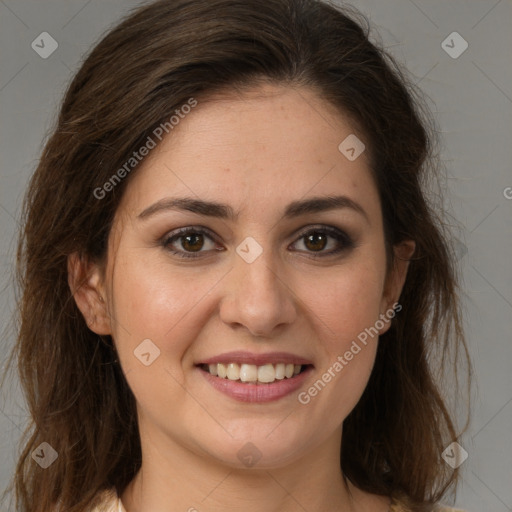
[2,0,471,510]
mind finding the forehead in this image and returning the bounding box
[117,84,379,222]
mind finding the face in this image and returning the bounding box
[73,84,411,470]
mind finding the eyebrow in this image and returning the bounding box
[137,195,369,223]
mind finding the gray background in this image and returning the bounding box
[1,0,511,510]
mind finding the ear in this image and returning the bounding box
[379,240,415,334]
[67,252,112,335]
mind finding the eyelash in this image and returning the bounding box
[161,225,354,260]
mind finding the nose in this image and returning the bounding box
[219,247,298,338]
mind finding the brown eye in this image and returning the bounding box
[303,231,328,252]
[291,226,354,257]
[181,233,205,252]
[162,227,220,259]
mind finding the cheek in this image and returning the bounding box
[108,254,199,358]
[294,260,385,416]
[300,261,385,348]
[106,256,222,425]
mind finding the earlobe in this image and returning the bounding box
[67,252,112,335]
[379,240,415,333]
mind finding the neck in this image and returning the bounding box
[120,426,382,512]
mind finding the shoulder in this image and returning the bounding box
[87,487,123,512]
[390,499,467,512]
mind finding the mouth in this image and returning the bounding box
[196,352,314,403]
[199,362,311,384]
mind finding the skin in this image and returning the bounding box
[69,83,415,512]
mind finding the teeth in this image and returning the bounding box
[217,363,227,379]
[204,362,305,383]
[226,363,239,380]
[275,363,285,380]
[257,364,275,383]
[240,364,258,383]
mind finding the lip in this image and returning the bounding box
[197,364,314,403]
[198,350,313,366]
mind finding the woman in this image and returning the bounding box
[2,0,471,511]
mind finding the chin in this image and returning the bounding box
[196,421,317,470]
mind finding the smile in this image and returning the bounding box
[201,362,306,384]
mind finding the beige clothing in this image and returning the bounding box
[91,487,467,512]
[90,488,125,512]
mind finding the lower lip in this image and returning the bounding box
[198,366,313,403]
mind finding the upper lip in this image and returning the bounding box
[198,351,313,366]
